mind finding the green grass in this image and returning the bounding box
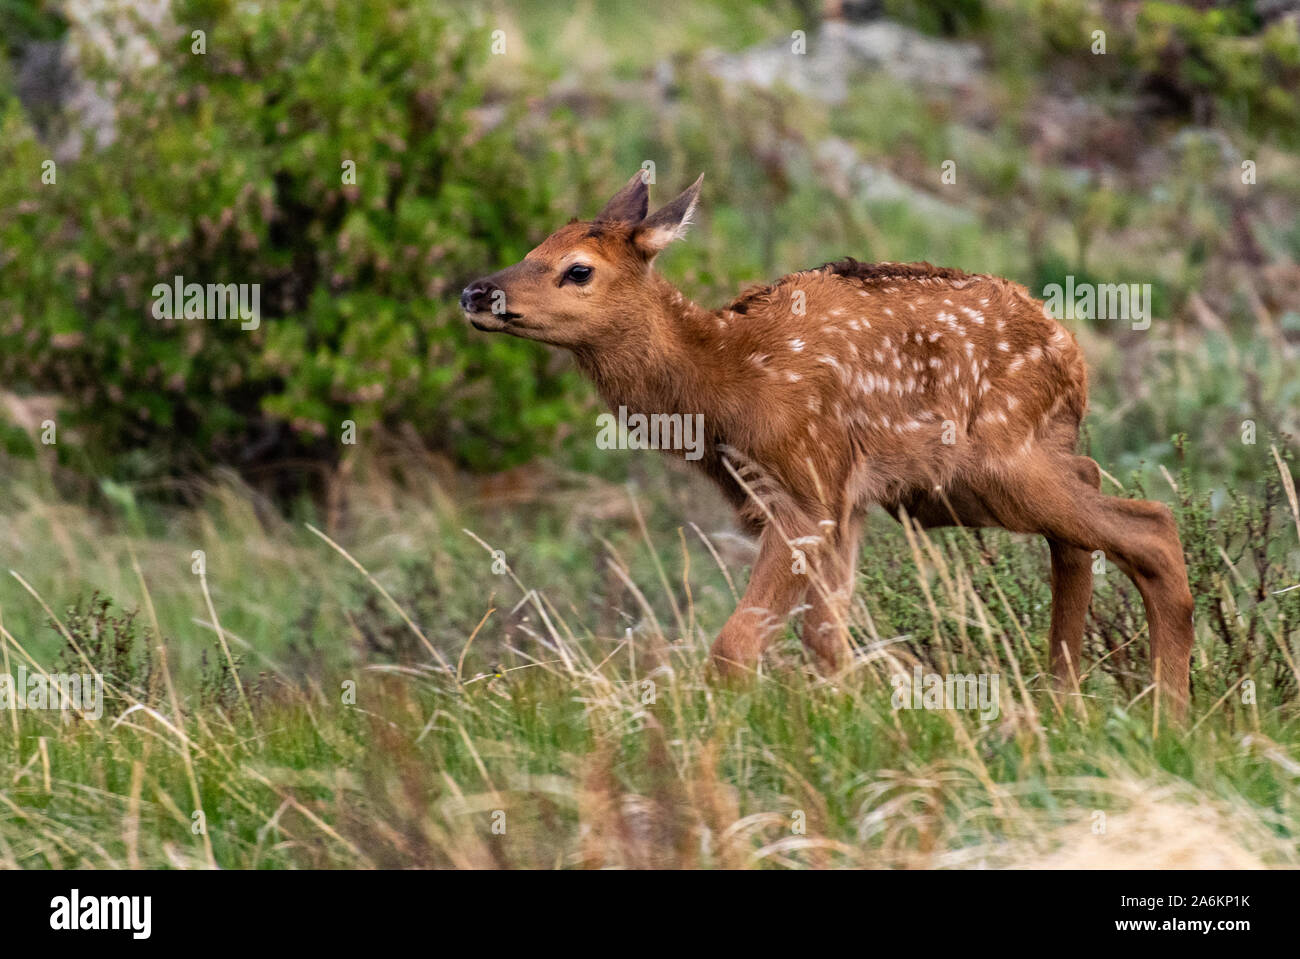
[1,408,1298,868]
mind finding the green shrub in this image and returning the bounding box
[0,0,587,484]
[885,0,987,36]
[993,0,1300,147]
[1134,2,1300,144]
[0,0,66,59]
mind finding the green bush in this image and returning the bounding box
[0,0,587,483]
[1134,2,1300,144]
[989,0,1300,147]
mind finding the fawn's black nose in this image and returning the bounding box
[460,280,499,313]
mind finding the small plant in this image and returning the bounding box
[1173,438,1300,705]
[55,592,157,705]
[197,642,248,715]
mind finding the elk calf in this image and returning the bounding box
[462,173,1196,715]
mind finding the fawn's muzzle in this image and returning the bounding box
[459,280,500,314]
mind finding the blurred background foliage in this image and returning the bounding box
[0,0,1298,496]
[0,0,584,485]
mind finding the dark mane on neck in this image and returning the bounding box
[725,259,978,314]
[819,258,975,285]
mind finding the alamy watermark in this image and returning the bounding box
[596,405,705,461]
[1,668,103,720]
[1042,275,1152,331]
[50,889,150,939]
[151,274,260,330]
[891,666,1000,721]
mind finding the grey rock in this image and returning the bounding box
[701,19,982,105]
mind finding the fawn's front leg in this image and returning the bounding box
[710,521,813,679]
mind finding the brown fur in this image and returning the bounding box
[462,173,1195,716]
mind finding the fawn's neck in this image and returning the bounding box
[572,273,730,422]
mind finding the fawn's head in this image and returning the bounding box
[460,171,702,348]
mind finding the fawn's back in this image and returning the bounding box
[711,259,1090,510]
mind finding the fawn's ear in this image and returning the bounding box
[633,174,703,257]
[595,170,651,224]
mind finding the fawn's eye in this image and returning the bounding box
[563,264,594,285]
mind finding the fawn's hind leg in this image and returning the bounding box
[799,512,863,672]
[894,474,1096,694]
[1046,456,1102,695]
[974,453,1195,717]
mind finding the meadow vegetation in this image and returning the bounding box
[0,0,1298,867]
